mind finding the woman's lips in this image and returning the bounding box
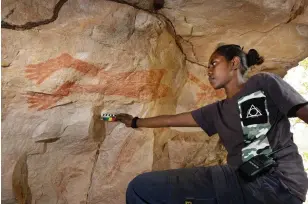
[209,77,216,86]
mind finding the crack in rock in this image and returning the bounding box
[85,143,101,204]
[108,0,153,11]
[108,0,208,68]
[154,13,207,68]
[184,38,198,61]
[127,10,138,40]
[153,0,164,10]
[287,0,306,23]
[4,8,15,19]
[85,106,106,203]
[238,21,284,37]
[239,0,307,37]
[1,0,68,30]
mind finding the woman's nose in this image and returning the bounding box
[208,67,213,76]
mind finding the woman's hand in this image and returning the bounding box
[117,113,134,127]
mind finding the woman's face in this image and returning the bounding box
[207,52,233,89]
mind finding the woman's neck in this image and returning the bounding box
[224,75,246,99]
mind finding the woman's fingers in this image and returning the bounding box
[116,113,133,126]
[117,113,127,121]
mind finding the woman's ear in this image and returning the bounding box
[232,56,241,70]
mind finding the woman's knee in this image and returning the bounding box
[126,173,152,203]
[128,173,147,192]
[127,172,150,192]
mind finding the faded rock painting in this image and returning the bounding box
[188,72,225,107]
[25,53,170,110]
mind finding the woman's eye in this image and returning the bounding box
[209,63,214,68]
[208,61,216,68]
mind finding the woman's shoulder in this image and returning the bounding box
[248,72,280,82]
[245,72,283,89]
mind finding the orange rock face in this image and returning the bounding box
[1,0,307,203]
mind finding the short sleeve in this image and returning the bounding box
[262,72,308,117]
[191,102,218,136]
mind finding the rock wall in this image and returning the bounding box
[1,0,308,203]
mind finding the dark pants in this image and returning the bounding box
[126,165,302,204]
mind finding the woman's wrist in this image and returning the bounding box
[131,117,139,128]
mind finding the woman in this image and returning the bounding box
[117,44,308,204]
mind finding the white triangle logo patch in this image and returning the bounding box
[246,104,262,118]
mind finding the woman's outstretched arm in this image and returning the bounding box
[117,112,198,128]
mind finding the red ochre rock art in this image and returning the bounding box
[188,72,225,107]
[25,53,170,110]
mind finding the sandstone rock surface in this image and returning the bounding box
[2,0,307,203]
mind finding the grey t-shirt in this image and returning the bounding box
[191,72,308,201]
